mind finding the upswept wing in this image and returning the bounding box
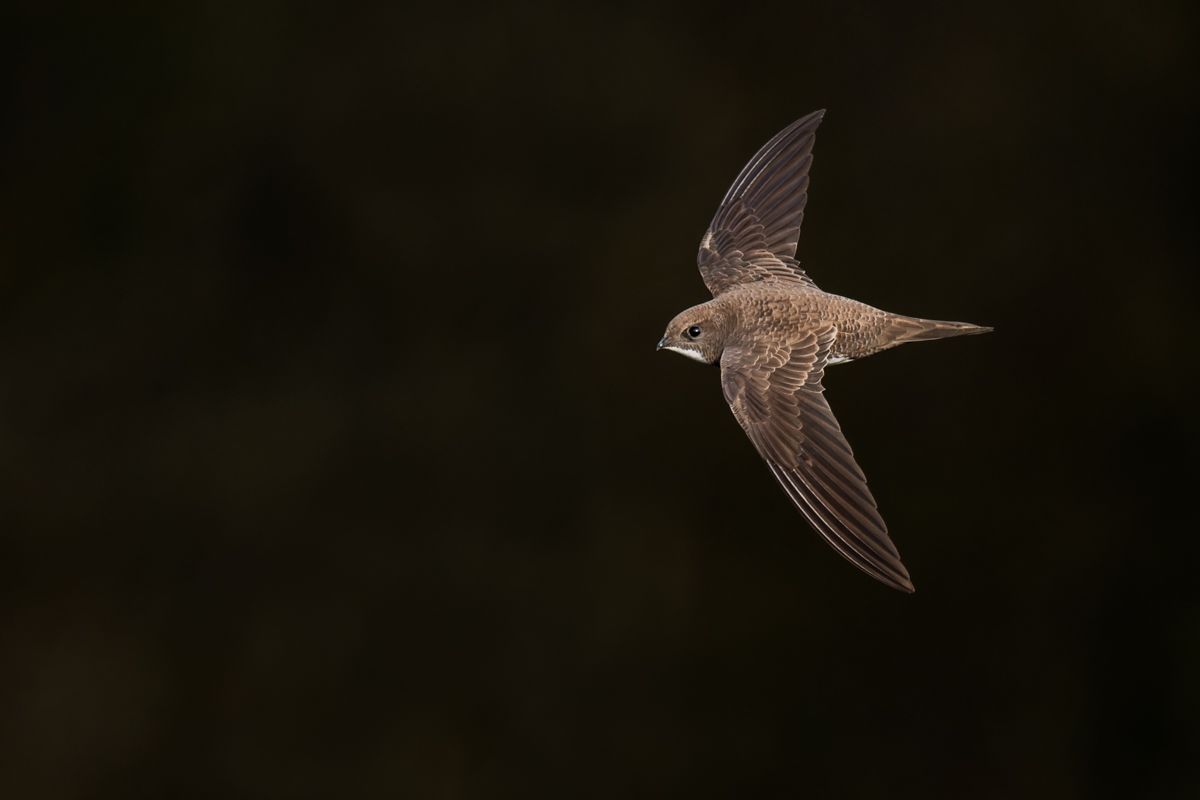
[698,110,824,296]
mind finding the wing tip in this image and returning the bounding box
[801,108,826,127]
[781,109,825,139]
[845,547,916,594]
[860,556,915,594]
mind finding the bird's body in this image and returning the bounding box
[658,110,990,592]
[671,283,988,364]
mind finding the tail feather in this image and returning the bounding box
[892,317,993,344]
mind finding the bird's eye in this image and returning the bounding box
[686,325,702,339]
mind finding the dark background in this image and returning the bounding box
[3,2,1198,797]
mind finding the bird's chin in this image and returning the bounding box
[662,345,709,364]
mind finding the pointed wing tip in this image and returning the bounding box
[865,561,915,593]
[785,109,825,134]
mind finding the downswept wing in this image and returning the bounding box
[720,326,914,592]
[698,110,824,296]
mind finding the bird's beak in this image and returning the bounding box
[656,337,665,351]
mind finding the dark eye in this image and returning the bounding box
[686,325,702,339]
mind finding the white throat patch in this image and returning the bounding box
[664,346,709,364]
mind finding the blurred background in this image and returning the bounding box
[2,1,1197,797]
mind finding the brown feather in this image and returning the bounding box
[697,110,825,296]
[720,328,915,592]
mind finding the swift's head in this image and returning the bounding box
[656,303,730,365]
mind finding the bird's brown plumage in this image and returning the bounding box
[660,109,991,592]
[697,109,823,295]
[720,326,913,592]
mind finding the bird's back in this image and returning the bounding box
[717,283,988,362]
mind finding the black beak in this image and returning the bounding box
[656,337,665,351]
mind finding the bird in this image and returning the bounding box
[656,109,990,592]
